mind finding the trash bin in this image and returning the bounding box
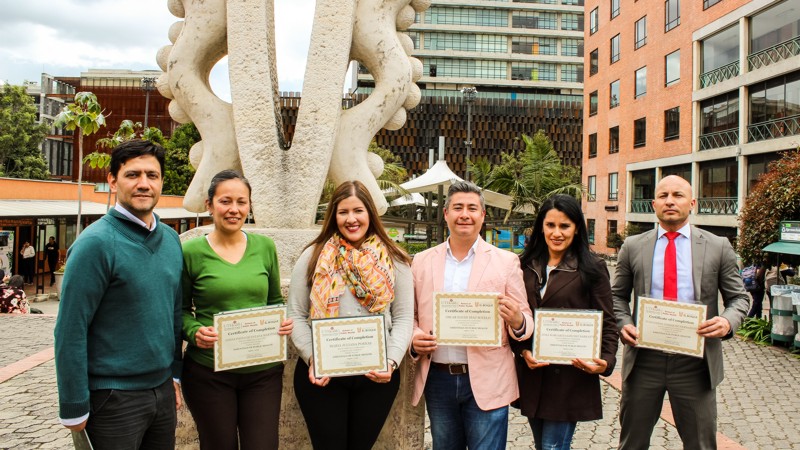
[770,285,798,345]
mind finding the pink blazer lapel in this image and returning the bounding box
[431,244,447,293]
[468,239,492,291]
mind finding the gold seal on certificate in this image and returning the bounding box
[533,309,603,364]
[636,297,707,358]
[213,305,287,372]
[311,315,388,377]
[433,292,503,347]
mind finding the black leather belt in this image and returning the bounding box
[431,362,469,375]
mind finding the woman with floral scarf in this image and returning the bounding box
[289,181,414,450]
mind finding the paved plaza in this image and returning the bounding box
[2,290,799,449]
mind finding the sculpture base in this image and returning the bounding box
[176,227,425,449]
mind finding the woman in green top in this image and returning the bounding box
[181,170,293,449]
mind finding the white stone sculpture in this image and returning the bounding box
[157,0,431,225]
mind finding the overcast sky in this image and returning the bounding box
[0,0,318,101]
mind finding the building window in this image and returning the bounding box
[607,220,618,245]
[588,176,597,201]
[425,7,509,27]
[562,39,584,57]
[700,91,739,149]
[635,16,647,49]
[751,1,800,54]
[590,49,599,75]
[704,0,721,9]
[589,91,598,116]
[513,11,558,30]
[635,67,647,98]
[702,26,739,74]
[665,50,680,86]
[562,13,584,31]
[634,117,647,147]
[511,62,556,81]
[425,32,508,53]
[587,219,596,244]
[609,126,619,153]
[562,64,584,83]
[665,107,680,140]
[665,0,680,32]
[509,36,557,55]
[588,133,598,158]
[424,58,508,79]
[610,80,620,108]
[611,0,620,19]
[610,34,621,63]
[608,173,619,200]
[750,71,800,126]
[590,7,599,34]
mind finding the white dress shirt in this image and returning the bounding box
[650,223,695,303]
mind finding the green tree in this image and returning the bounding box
[54,92,106,236]
[89,119,166,209]
[0,85,49,179]
[737,149,800,263]
[468,156,493,189]
[162,123,199,196]
[485,130,582,221]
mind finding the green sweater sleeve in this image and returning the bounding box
[181,238,203,347]
[54,233,112,420]
[263,237,284,306]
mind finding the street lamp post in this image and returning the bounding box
[461,87,477,181]
[140,77,157,129]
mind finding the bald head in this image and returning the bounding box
[653,175,695,231]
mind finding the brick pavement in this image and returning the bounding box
[1,313,799,449]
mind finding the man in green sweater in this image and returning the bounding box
[54,140,184,449]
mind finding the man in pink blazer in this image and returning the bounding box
[411,181,533,450]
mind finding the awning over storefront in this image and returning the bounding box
[763,241,800,256]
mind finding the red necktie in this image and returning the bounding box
[663,231,680,301]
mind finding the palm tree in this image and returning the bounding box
[54,92,106,236]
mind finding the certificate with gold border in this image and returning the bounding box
[533,309,603,364]
[311,315,388,377]
[433,292,503,347]
[213,305,287,372]
[636,297,707,358]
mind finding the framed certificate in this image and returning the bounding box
[311,315,388,377]
[213,305,287,371]
[636,297,707,358]
[433,292,503,347]
[533,309,603,364]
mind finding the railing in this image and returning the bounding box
[699,128,739,150]
[697,197,738,215]
[748,114,800,142]
[748,36,800,71]
[699,60,740,88]
[630,199,654,213]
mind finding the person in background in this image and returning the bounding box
[0,275,30,314]
[20,242,35,284]
[288,180,413,450]
[45,236,59,286]
[512,194,618,450]
[181,170,293,450]
[54,140,183,449]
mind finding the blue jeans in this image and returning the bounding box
[86,379,176,450]
[528,417,577,450]
[424,368,508,450]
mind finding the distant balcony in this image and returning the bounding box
[697,197,738,215]
[630,199,654,213]
[748,36,800,71]
[699,128,739,150]
[748,114,800,142]
[699,61,740,88]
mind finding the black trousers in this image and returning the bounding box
[182,357,284,450]
[293,358,400,450]
[22,257,35,283]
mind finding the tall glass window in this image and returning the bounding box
[635,16,647,49]
[562,13,583,31]
[663,164,692,182]
[424,58,508,79]
[609,173,619,200]
[634,117,647,147]
[512,63,557,81]
[562,64,584,83]
[590,7,599,34]
[562,39,584,57]
[701,91,739,133]
[665,0,680,32]
[590,49,599,75]
[700,159,738,198]
[513,12,558,29]
[589,91,598,115]
[588,133,598,157]
[425,33,507,53]
[665,107,680,140]
[609,126,619,153]
[665,50,680,85]
[611,34,620,63]
[635,67,647,98]
[425,7,508,27]
[587,219,595,244]
[610,80,620,108]
[749,71,800,124]
[702,26,739,73]
[751,0,800,54]
[588,176,597,200]
[611,0,620,19]
[512,37,557,55]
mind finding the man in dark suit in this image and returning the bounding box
[612,175,749,450]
